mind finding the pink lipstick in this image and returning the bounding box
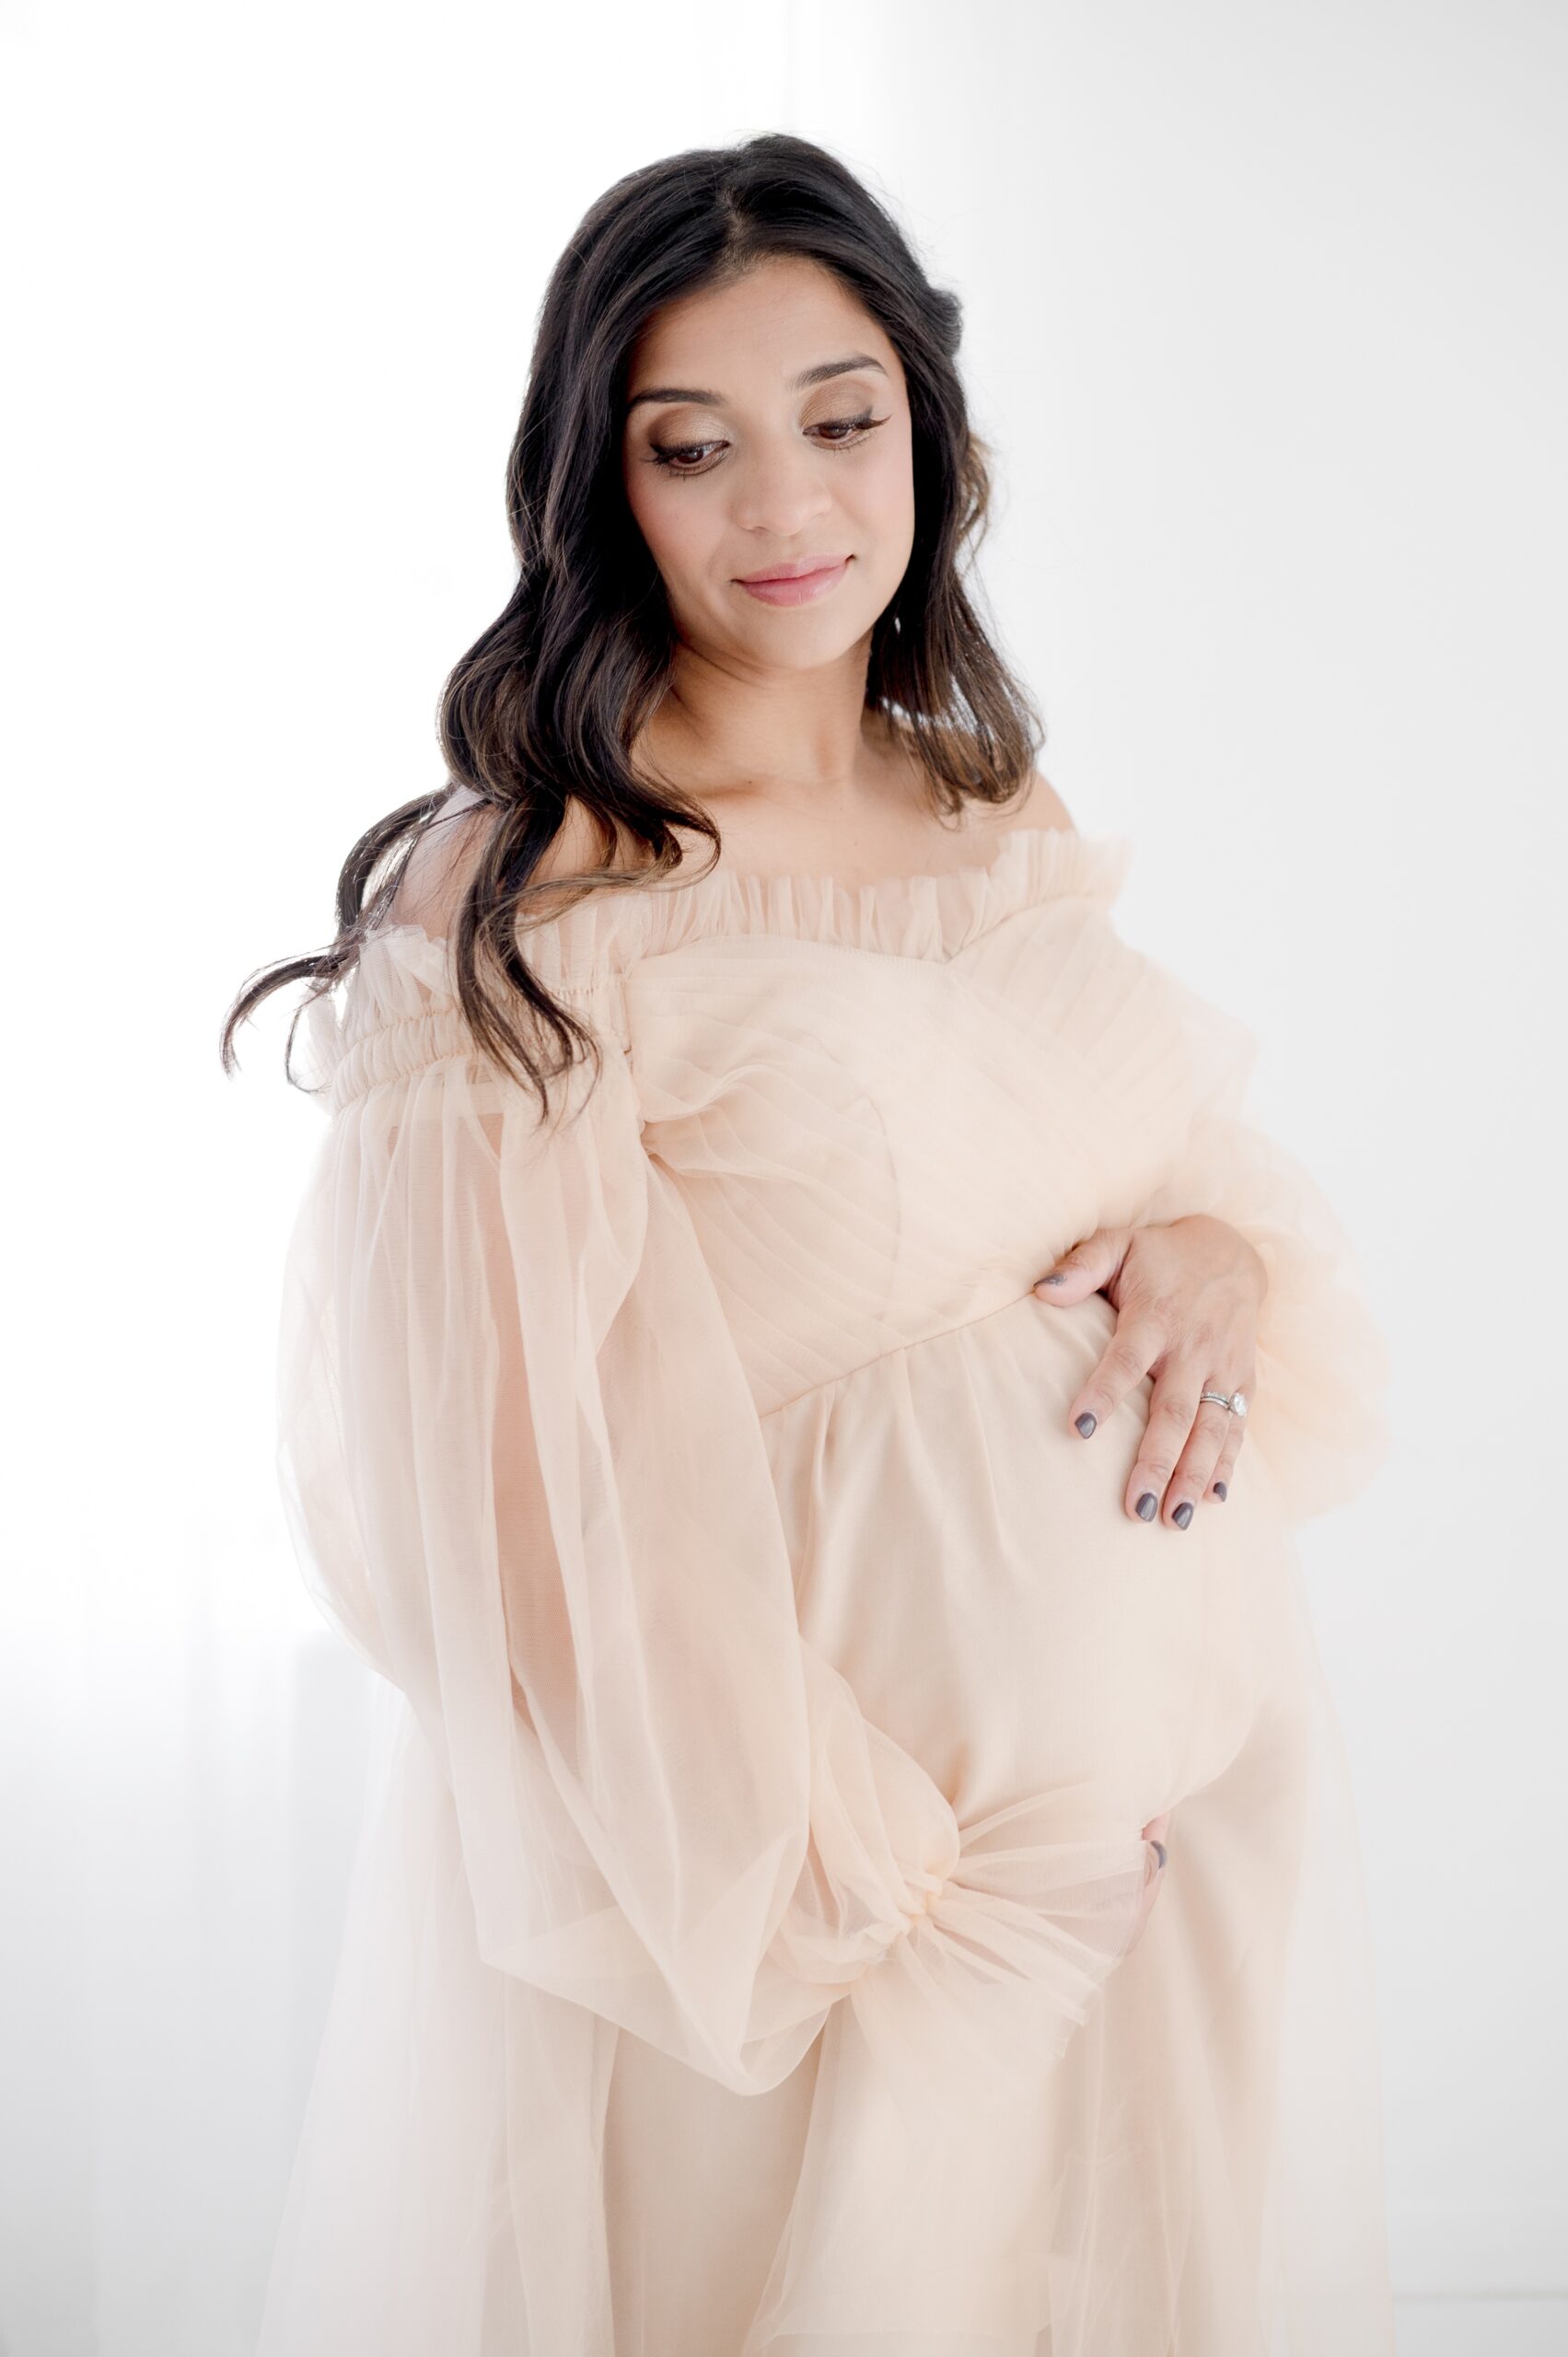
[735,556,852,607]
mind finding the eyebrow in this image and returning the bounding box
[623,353,888,414]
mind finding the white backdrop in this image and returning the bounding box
[3,4,1563,2351]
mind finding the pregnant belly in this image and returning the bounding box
[760,1286,1300,1836]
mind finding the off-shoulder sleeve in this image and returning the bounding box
[275,947,987,2098]
[1129,951,1393,1526]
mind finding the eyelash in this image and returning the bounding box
[646,409,885,477]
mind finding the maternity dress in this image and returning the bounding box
[258,818,1394,2355]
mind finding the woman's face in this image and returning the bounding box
[621,255,915,674]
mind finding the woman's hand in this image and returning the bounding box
[1033,1215,1267,1528]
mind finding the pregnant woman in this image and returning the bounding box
[232,133,1395,2355]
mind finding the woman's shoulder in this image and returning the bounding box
[995,766,1075,837]
[377,761,1089,1004]
[387,749,1075,938]
[385,788,653,941]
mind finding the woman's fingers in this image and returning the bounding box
[1067,1322,1242,1528]
[1124,1359,1224,1528]
[1063,1306,1164,1448]
[1123,1348,1256,1529]
[1146,1394,1232,1529]
[1040,1222,1259,1524]
[1203,1403,1248,1501]
[1167,1363,1253,1514]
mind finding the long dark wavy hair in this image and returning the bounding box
[220,130,1047,1124]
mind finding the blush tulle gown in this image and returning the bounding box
[258,820,1394,2355]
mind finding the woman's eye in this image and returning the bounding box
[646,409,885,476]
[815,409,881,445]
[647,436,726,473]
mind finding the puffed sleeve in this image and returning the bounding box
[274,940,1014,2099]
[1128,950,1393,1526]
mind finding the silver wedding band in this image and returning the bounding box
[1199,1387,1249,1419]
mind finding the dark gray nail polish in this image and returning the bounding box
[1173,1501,1193,1528]
[1040,1272,1067,1284]
[1136,1492,1157,1521]
[1074,1411,1097,1436]
[1214,1480,1227,1501]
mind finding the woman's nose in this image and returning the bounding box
[729,447,834,538]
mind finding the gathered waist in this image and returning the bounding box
[756,1278,1086,1421]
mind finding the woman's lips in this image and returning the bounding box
[736,556,852,607]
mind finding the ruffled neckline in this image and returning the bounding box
[358,822,1136,1004]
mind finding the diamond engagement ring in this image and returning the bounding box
[1200,1387,1249,1418]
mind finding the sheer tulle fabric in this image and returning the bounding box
[260,827,1394,2354]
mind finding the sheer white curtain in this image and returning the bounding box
[4,3,1563,2351]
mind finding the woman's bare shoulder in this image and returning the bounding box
[385,789,647,937]
[876,710,1077,842]
[984,766,1076,838]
